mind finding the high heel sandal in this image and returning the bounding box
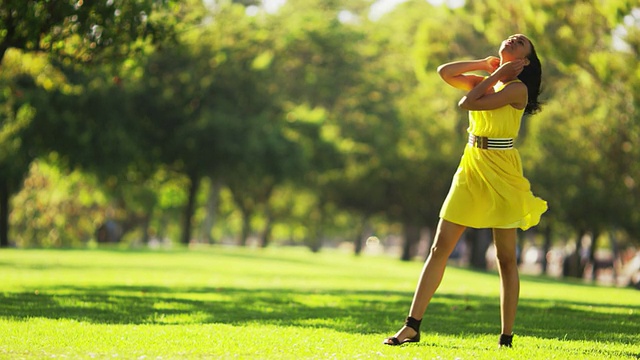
[498,333,513,348]
[383,316,421,346]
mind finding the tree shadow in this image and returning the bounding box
[2,285,638,352]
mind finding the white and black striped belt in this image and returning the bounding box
[468,134,514,150]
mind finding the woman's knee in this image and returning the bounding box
[431,220,465,254]
[493,228,518,267]
[429,243,454,259]
[495,250,518,270]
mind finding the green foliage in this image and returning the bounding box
[0,0,179,247]
[3,0,640,253]
[525,73,619,230]
[10,158,110,247]
[0,48,70,200]
[0,0,173,63]
[0,248,638,358]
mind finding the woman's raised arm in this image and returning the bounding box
[458,60,527,111]
[437,57,499,91]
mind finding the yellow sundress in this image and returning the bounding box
[439,80,548,230]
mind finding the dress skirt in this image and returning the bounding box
[439,145,547,230]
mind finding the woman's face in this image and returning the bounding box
[499,34,532,62]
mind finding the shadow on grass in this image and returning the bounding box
[1,286,638,348]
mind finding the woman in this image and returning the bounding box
[383,34,547,348]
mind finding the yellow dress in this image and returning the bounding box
[439,80,548,230]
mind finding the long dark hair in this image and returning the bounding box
[517,42,542,115]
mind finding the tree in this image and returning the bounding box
[0,0,174,247]
[125,1,305,245]
[515,1,640,277]
[0,69,37,248]
[238,2,380,248]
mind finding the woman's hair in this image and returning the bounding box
[517,41,542,115]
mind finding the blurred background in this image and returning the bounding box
[1,0,639,288]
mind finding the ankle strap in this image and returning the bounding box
[499,333,513,346]
[404,316,422,332]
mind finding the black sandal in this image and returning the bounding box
[383,316,422,345]
[499,333,513,348]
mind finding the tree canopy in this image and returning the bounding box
[2,1,639,273]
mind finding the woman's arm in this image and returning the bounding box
[458,60,528,111]
[437,57,499,91]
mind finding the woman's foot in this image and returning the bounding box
[383,317,421,345]
[498,333,513,348]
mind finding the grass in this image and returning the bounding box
[0,246,639,359]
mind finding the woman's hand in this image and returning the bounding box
[459,58,528,111]
[493,60,525,80]
[484,56,500,73]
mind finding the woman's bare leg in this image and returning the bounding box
[492,228,519,336]
[384,219,466,343]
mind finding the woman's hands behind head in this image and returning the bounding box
[484,56,501,73]
[493,59,525,81]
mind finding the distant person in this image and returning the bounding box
[383,34,547,348]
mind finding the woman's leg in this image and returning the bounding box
[384,219,466,343]
[492,228,519,336]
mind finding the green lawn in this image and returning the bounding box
[1,246,638,359]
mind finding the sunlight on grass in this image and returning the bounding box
[1,247,639,359]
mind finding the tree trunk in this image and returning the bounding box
[354,216,372,256]
[259,206,273,248]
[401,223,420,261]
[307,216,323,253]
[563,229,586,278]
[180,172,200,245]
[141,214,151,244]
[540,224,552,275]
[588,230,600,282]
[0,179,9,247]
[305,202,324,253]
[0,45,9,65]
[467,228,492,269]
[201,179,221,244]
[354,227,364,256]
[608,229,620,282]
[238,209,251,246]
[307,222,323,253]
